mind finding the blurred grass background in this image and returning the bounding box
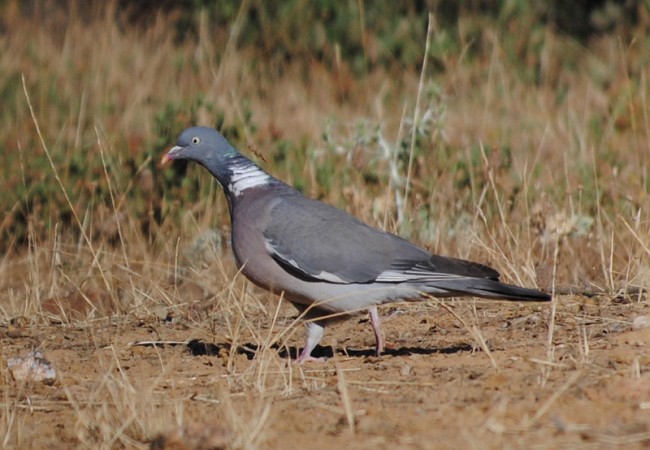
[0,0,648,304]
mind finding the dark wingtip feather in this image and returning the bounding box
[431,278,552,302]
[473,280,552,302]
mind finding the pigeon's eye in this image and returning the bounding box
[191,136,201,145]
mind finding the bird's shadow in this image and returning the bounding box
[181,339,473,360]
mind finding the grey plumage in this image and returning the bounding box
[163,126,551,362]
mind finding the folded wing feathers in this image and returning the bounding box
[264,239,301,272]
[265,238,351,283]
[375,268,465,283]
[266,238,472,285]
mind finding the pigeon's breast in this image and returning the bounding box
[229,189,288,292]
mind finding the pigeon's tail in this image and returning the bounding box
[428,278,552,302]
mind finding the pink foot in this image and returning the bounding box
[293,348,328,364]
[292,355,327,364]
[292,320,328,364]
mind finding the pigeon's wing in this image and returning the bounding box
[263,195,499,285]
[375,254,500,282]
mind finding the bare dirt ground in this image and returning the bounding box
[2,283,649,449]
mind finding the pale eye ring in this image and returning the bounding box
[191,136,201,145]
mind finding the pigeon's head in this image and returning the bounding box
[161,127,237,167]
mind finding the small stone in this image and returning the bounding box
[7,351,57,385]
[632,316,650,330]
[399,364,413,377]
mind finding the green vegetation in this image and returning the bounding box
[0,1,647,286]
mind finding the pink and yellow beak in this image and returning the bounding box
[160,145,182,165]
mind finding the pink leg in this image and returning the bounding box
[369,306,384,356]
[294,319,328,364]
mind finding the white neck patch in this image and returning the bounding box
[228,163,270,196]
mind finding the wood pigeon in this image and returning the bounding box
[162,127,551,363]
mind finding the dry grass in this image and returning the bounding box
[0,2,649,449]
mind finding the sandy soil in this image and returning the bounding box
[2,287,649,450]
